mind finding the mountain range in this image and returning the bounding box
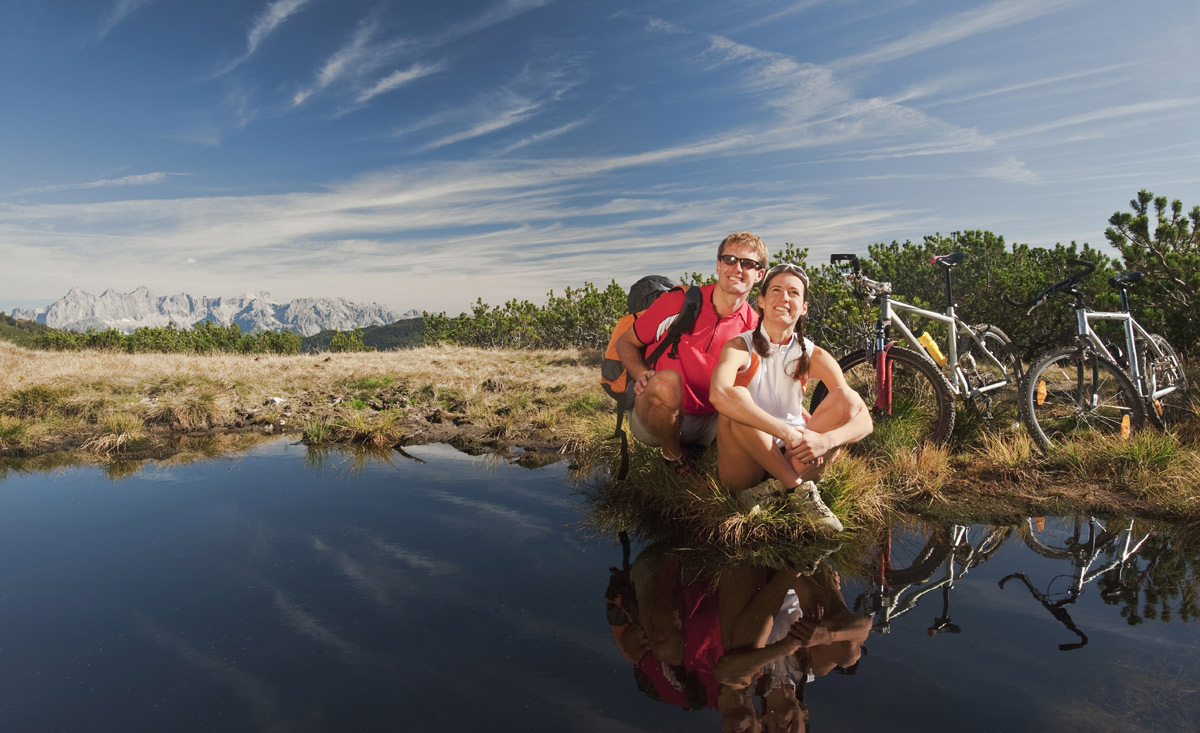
[11,287,415,337]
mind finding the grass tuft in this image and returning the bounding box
[83,412,147,454]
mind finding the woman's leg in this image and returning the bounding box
[716,415,802,492]
[791,385,863,480]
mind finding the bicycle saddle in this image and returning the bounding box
[931,252,964,268]
[1108,271,1144,288]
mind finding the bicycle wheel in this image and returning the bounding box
[881,523,953,586]
[1022,515,1093,560]
[1021,346,1145,450]
[1137,333,1190,429]
[958,323,1021,429]
[810,346,956,446]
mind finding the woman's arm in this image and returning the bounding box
[786,346,872,462]
[713,635,804,687]
[710,339,805,445]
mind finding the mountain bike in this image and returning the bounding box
[1007,259,1185,449]
[810,252,1021,445]
[999,515,1151,651]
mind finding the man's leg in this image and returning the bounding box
[791,385,863,481]
[631,369,684,460]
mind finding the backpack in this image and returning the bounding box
[600,276,704,479]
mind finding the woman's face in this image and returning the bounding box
[760,272,808,329]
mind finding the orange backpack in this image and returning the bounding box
[600,276,703,478]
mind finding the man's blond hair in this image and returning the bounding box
[717,232,768,267]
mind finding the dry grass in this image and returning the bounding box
[0,342,604,458]
[83,412,147,455]
[974,431,1038,481]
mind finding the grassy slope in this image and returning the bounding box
[299,317,425,352]
[0,312,53,348]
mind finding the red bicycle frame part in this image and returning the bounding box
[874,343,894,413]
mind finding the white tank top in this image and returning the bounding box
[733,330,814,431]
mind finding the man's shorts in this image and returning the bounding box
[628,398,719,448]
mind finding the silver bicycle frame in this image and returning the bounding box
[1079,310,1178,401]
[882,296,1014,400]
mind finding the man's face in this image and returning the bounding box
[716,243,765,299]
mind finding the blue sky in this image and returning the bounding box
[2,0,1198,315]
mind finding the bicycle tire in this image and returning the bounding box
[880,524,954,586]
[969,525,1014,565]
[1137,333,1190,429]
[1021,346,1145,451]
[958,323,1021,428]
[1022,516,1092,561]
[811,346,955,446]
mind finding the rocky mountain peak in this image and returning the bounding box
[11,287,404,337]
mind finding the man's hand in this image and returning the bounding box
[785,429,834,465]
[633,369,656,396]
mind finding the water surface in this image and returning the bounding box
[0,439,1195,731]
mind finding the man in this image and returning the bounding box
[616,232,766,470]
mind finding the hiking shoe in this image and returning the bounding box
[739,477,791,510]
[787,481,844,532]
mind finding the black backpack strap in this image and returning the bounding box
[665,287,703,360]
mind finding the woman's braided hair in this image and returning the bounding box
[750,264,809,382]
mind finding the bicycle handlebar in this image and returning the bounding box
[1005,258,1097,314]
[830,253,860,271]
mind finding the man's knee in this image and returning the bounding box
[642,369,683,409]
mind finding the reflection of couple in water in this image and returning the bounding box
[607,541,870,731]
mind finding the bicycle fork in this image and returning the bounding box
[873,318,894,414]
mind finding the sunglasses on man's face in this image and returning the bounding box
[717,254,765,271]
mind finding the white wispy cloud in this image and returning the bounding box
[411,63,583,151]
[355,62,442,104]
[994,99,1200,141]
[735,0,825,31]
[162,85,257,147]
[979,156,1042,185]
[421,96,543,151]
[924,63,1137,108]
[837,0,1088,69]
[16,172,184,195]
[493,117,589,155]
[212,0,312,77]
[96,0,154,40]
[293,19,381,107]
[439,0,555,43]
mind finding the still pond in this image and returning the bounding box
[0,438,1196,731]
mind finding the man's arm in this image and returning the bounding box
[615,327,656,396]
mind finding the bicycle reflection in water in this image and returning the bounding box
[853,522,1014,638]
[1000,515,1151,650]
[604,533,869,732]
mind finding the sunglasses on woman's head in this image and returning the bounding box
[764,263,809,287]
[717,254,765,271]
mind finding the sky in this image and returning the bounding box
[2,0,1199,316]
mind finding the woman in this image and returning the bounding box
[709,263,872,529]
